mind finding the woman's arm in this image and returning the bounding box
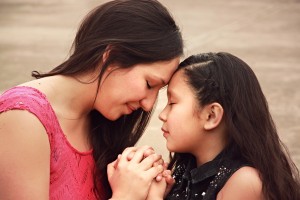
[0,110,50,200]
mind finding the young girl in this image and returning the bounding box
[0,0,183,199]
[150,52,300,199]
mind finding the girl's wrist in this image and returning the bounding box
[147,198,163,200]
[109,196,142,200]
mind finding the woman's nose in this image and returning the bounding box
[140,90,159,112]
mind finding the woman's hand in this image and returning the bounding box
[127,146,176,198]
[107,146,164,200]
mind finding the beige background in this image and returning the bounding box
[0,0,299,168]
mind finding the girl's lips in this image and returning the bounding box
[161,128,169,137]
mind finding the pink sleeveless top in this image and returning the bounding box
[0,86,98,200]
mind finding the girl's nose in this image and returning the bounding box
[159,106,167,122]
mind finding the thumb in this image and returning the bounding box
[165,178,175,197]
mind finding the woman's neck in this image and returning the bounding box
[20,74,99,151]
[21,74,98,119]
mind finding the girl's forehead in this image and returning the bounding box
[167,70,188,96]
[169,69,185,85]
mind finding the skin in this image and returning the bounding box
[159,70,226,165]
[149,69,264,199]
[0,57,179,199]
[96,58,180,120]
[217,167,263,200]
[108,146,164,200]
[0,110,50,199]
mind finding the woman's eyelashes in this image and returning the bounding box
[146,81,152,89]
[147,80,160,89]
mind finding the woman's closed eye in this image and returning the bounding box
[146,81,152,89]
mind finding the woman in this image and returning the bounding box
[0,0,183,199]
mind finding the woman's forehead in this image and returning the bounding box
[141,57,179,82]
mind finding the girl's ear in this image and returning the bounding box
[203,103,224,131]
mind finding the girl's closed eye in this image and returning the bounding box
[169,101,175,105]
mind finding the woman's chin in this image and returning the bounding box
[104,113,120,121]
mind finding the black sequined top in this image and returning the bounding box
[165,148,249,200]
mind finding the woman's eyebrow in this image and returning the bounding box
[152,75,167,85]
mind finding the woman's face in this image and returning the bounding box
[96,57,179,120]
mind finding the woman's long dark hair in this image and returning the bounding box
[169,52,300,199]
[32,0,183,198]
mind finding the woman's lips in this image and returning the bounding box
[126,104,137,113]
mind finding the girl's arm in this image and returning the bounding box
[217,166,264,200]
[0,110,50,200]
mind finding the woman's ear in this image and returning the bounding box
[102,46,117,73]
[203,103,224,131]
[102,46,111,64]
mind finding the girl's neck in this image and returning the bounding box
[194,133,228,167]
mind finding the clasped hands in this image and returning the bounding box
[107,146,174,200]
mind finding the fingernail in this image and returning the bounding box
[157,165,163,172]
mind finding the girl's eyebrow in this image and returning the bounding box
[167,87,178,99]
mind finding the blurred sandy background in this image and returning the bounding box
[0,0,299,168]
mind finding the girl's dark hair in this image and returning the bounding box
[169,52,300,199]
[32,0,183,198]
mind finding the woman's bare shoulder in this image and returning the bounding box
[0,110,50,199]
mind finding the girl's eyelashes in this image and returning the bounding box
[168,101,175,105]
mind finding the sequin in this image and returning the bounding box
[165,149,249,200]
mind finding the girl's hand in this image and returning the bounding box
[107,146,164,200]
[146,169,175,200]
[162,168,175,197]
[150,161,176,197]
[146,177,167,200]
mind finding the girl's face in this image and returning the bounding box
[96,57,179,121]
[159,70,206,154]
